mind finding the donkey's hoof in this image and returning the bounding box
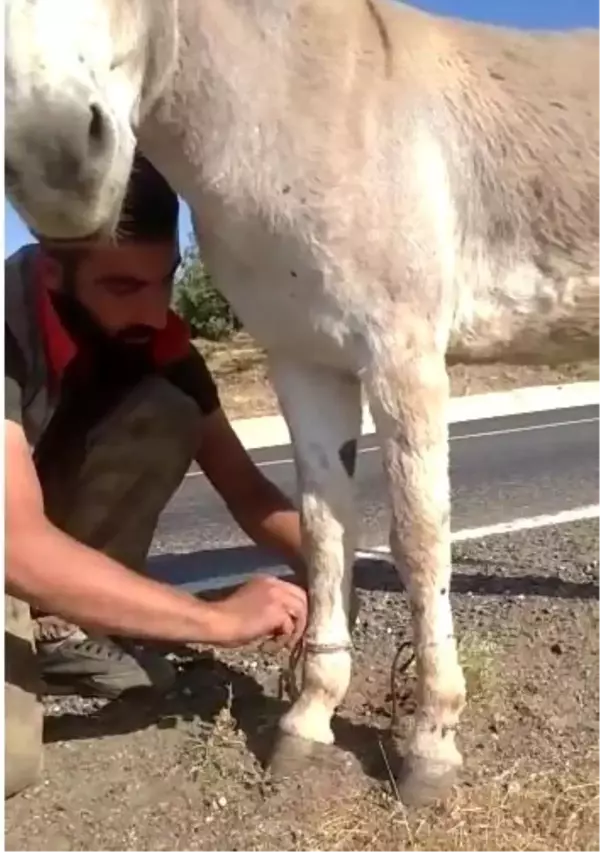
[396,754,459,807]
[268,732,358,781]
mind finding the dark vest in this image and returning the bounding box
[5,245,57,446]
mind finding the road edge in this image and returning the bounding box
[231,380,599,450]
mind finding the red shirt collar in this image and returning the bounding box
[33,250,191,381]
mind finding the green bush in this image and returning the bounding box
[173,243,241,341]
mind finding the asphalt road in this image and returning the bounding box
[148,403,599,593]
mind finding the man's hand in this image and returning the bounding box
[214,575,308,648]
[6,418,307,652]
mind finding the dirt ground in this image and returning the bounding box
[6,520,599,852]
[196,333,599,420]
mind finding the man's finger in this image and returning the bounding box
[282,580,308,605]
[273,613,295,645]
[281,596,307,644]
[277,583,308,616]
[290,612,306,646]
[293,598,308,630]
[268,576,307,602]
[290,597,308,628]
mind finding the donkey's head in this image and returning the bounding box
[5,0,177,240]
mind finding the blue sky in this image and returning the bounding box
[4,0,598,258]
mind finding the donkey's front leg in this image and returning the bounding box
[267,358,361,772]
[366,344,466,806]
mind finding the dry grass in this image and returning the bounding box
[286,759,599,852]
[459,633,499,701]
[285,632,598,852]
[196,333,599,420]
[197,334,277,419]
[180,682,267,821]
[177,632,598,852]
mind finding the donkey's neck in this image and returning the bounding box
[139,0,378,203]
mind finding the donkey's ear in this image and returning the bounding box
[139,0,180,119]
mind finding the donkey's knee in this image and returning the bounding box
[365,346,466,802]
[267,360,361,746]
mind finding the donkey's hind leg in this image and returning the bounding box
[266,358,361,776]
[365,343,466,806]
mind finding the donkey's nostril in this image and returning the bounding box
[88,103,106,148]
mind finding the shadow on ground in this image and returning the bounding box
[43,542,597,791]
[43,651,386,782]
[148,547,599,601]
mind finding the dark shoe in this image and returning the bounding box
[37,628,176,699]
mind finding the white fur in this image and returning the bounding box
[269,359,361,743]
[4,0,598,798]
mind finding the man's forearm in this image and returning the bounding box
[226,476,307,586]
[7,522,230,645]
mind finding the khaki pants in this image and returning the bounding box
[5,377,200,798]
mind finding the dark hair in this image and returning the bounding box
[39,152,179,253]
[117,152,179,243]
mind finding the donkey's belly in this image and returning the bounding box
[449,259,599,365]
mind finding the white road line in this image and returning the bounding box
[450,417,598,442]
[184,415,598,478]
[155,504,600,596]
[232,382,600,449]
[355,505,600,560]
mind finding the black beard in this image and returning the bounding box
[49,291,155,387]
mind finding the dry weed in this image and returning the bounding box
[288,757,599,851]
[197,332,598,420]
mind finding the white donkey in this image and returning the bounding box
[5,0,599,805]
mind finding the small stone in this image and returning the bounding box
[205,815,214,824]
[217,795,227,808]
[489,718,499,734]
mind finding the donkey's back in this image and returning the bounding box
[356,2,599,363]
